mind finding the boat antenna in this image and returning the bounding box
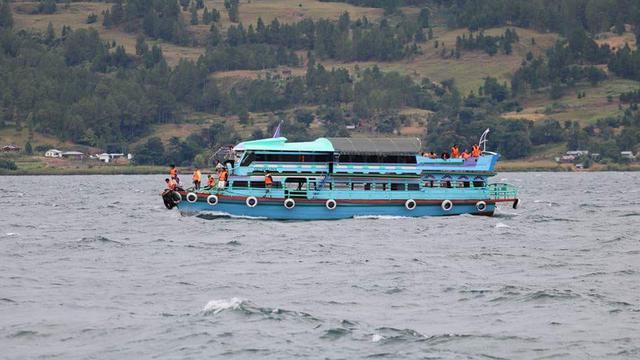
[272,120,283,138]
[479,128,490,152]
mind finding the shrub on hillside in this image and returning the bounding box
[0,159,18,170]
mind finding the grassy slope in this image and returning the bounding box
[6,1,640,167]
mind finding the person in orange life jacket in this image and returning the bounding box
[192,167,202,190]
[451,145,460,158]
[461,149,471,159]
[265,172,273,196]
[472,144,481,157]
[169,164,180,184]
[217,168,228,190]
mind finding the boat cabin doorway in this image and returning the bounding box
[284,177,308,199]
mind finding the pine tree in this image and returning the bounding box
[45,21,55,44]
[418,8,429,28]
[135,34,148,55]
[224,0,239,23]
[111,0,124,24]
[0,0,13,29]
[202,7,210,24]
[190,3,198,25]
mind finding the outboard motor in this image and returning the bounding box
[161,190,182,209]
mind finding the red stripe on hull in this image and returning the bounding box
[178,191,516,206]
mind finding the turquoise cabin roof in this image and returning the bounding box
[233,137,334,152]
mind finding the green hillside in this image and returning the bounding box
[1,0,640,172]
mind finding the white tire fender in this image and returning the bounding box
[186,192,198,203]
[246,196,258,208]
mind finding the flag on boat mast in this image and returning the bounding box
[272,120,283,138]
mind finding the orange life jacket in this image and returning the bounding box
[451,146,459,158]
[192,170,201,182]
[472,145,481,157]
[170,168,177,177]
[462,151,471,159]
[265,174,273,185]
[219,170,228,181]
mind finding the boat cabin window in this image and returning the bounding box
[424,180,435,188]
[240,152,256,166]
[284,177,307,190]
[390,183,405,191]
[254,153,331,163]
[339,154,417,164]
[407,183,420,191]
[462,181,471,188]
[473,180,485,187]
[440,181,452,188]
[232,180,249,188]
[251,181,265,188]
[333,181,350,190]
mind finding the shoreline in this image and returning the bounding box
[1,163,639,175]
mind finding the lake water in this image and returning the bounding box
[1,173,639,359]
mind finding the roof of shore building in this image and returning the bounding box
[234,137,421,155]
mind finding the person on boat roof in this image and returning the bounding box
[265,172,273,196]
[461,149,471,159]
[215,160,224,171]
[451,145,460,158]
[165,178,177,191]
[205,174,215,189]
[192,167,202,191]
[169,164,179,184]
[472,144,481,157]
[217,167,228,191]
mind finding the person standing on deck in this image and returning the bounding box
[451,145,460,158]
[192,167,202,190]
[169,164,179,184]
[264,172,273,197]
[217,168,228,191]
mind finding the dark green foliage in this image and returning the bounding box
[0,159,17,170]
[0,0,12,30]
[24,141,33,155]
[455,29,518,56]
[481,77,508,102]
[218,15,420,62]
[511,38,610,97]
[608,44,640,80]
[224,0,239,23]
[38,0,57,15]
[86,13,98,24]
[103,0,190,45]
[530,119,564,145]
[418,8,429,28]
[620,89,640,104]
[201,44,299,72]
[444,0,640,36]
[134,137,166,165]
[190,2,198,25]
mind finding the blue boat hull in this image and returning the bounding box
[175,196,495,220]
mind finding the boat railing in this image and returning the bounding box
[488,183,518,200]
